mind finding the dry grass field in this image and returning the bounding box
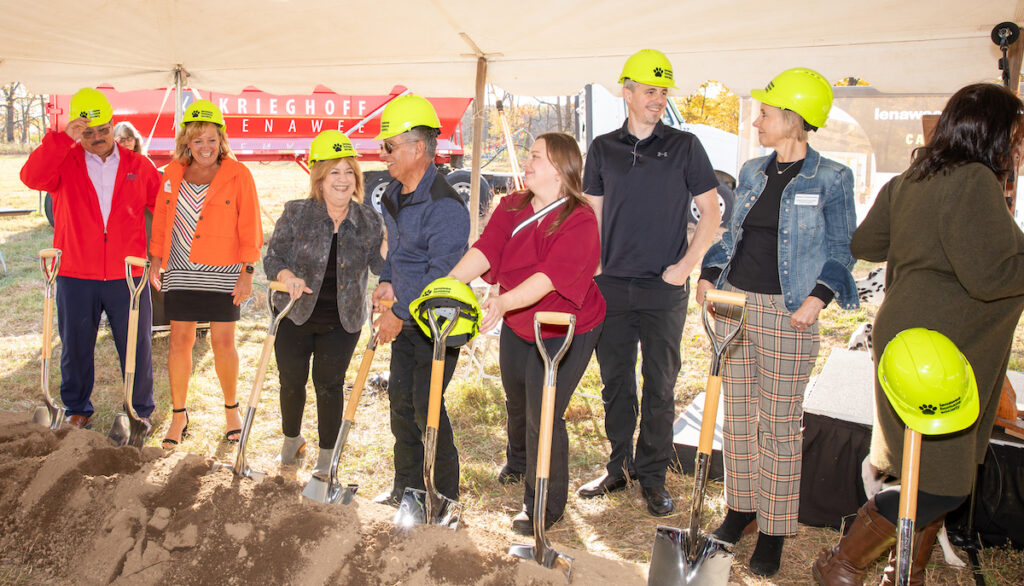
[1,154,1021,584]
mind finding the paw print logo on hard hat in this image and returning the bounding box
[653,67,664,78]
[918,403,937,415]
[333,143,343,152]
[191,110,200,119]
[79,111,88,119]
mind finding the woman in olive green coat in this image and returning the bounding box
[814,83,1024,586]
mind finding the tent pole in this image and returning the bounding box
[469,56,487,242]
[174,66,184,130]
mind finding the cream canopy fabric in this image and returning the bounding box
[2,0,1020,96]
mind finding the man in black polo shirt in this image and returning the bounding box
[579,49,721,517]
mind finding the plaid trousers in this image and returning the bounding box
[712,283,819,536]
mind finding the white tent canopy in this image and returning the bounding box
[2,0,1020,97]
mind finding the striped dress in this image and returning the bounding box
[163,181,242,292]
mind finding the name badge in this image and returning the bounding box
[794,192,819,206]
[164,180,172,193]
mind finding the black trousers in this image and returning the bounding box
[594,275,688,488]
[387,322,461,500]
[500,324,601,522]
[274,318,361,449]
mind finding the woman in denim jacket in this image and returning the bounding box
[695,68,858,577]
[263,131,384,476]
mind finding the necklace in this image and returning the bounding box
[774,157,801,175]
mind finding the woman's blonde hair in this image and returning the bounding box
[174,121,234,165]
[309,157,364,203]
[780,108,809,142]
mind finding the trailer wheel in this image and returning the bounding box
[365,174,392,215]
[688,182,734,227]
[44,193,55,227]
[445,170,492,217]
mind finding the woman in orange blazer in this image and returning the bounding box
[149,99,263,448]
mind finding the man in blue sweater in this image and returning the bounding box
[371,95,470,506]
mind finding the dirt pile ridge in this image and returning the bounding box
[0,411,646,585]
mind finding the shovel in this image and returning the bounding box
[893,426,922,586]
[303,299,395,504]
[32,248,64,429]
[214,281,300,482]
[509,311,576,580]
[394,305,462,530]
[649,288,747,586]
[108,256,153,448]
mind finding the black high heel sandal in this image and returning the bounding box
[161,408,189,449]
[224,402,242,443]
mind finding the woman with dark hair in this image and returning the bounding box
[697,68,860,577]
[448,132,605,534]
[263,130,384,474]
[149,99,263,448]
[813,83,1024,585]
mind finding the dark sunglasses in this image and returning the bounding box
[380,139,416,154]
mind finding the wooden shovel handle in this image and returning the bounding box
[39,248,61,259]
[535,311,573,326]
[536,383,556,480]
[426,359,444,429]
[899,427,921,521]
[125,256,148,267]
[705,289,746,307]
[698,375,724,455]
[268,280,287,292]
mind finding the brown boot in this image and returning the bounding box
[878,515,944,586]
[812,498,898,585]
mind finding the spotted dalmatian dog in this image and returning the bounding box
[847,267,886,352]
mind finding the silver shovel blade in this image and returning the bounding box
[127,417,151,449]
[108,413,130,447]
[648,527,732,586]
[211,459,267,483]
[393,487,461,530]
[509,543,574,580]
[33,405,64,429]
[301,475,358,505]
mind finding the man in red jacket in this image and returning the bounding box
[21,88,160,430]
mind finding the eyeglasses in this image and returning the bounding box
[81,125,111,139]
[380,139,416,154]
[115,136,136,144]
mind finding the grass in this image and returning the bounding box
[1,154,1022,584]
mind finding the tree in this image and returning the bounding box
[2,82,20,143]
[674,80,739,133]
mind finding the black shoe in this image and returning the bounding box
[749,532,785,577]
[711,508,757,545]
[640,485,674,517]
[577,470,636,499]
[498,464,525,485]
[372,491,402,509]
[511,511,560,536]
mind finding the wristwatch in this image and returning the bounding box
[243,264,254,274]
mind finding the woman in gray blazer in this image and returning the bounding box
[263,130,384,475]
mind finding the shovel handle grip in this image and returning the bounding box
[39,248,61,259]
[705,289,746,307]
[535,311,573,326]
[268,280,288,292]
[426,358,444,429]
[698,375,723,455]
[378,298,395,310]
[899,427,921,520]
[125,256,148,267]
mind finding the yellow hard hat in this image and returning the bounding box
[374,94,441,141]
[409,277,481,348]
[878,328,980,436]
[618,49,677,89]
[751,67,833,129]
[180,99,225,129]
[309,130,358,162]
[69,88,113,127]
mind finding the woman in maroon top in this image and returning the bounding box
[449,132,605,535]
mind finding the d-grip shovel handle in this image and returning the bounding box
[342,299,395,423]
[245,281,297,408]
[533,312,576,481]
[122,257,151,380]
[426,308,459,430]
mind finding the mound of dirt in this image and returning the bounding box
[0,412,646,585]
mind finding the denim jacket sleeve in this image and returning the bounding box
[815,163,859,309]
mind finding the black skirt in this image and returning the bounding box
[163,289,241,322]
